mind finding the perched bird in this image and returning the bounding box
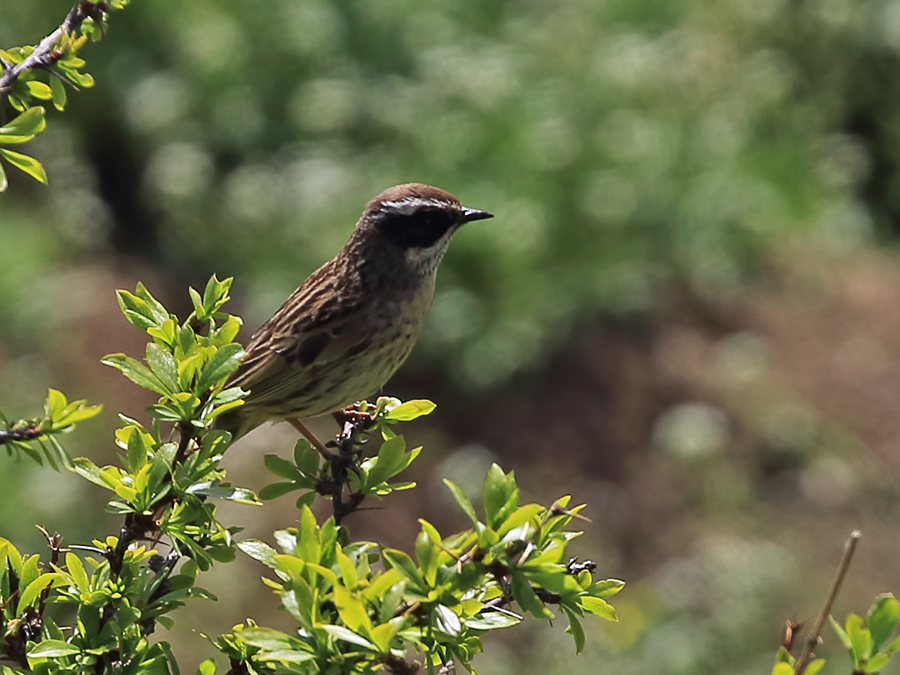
[218,183,492,443]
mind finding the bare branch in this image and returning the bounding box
[794,530,862,675]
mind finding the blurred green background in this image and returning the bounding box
[5,0,900,672]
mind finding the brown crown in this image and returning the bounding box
[366,183,461,212]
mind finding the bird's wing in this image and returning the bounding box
[229,263,378,407]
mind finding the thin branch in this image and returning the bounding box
[0,1,102,94]
[0,425,41,445]
[794,530,862,675]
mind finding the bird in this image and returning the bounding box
[216,183,493,447]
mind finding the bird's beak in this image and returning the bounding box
[460,207,494,223]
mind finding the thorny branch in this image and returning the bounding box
[315,406,378,527]
[0,1,109,94]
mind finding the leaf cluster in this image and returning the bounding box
[1,536,209,675]
[0,387,101,469]
[0,277,255,674]
[227,463,621,674]
[0,0,128,191]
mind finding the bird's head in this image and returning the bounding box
[359,183,493,274]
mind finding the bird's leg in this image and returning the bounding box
[287,418,333,459]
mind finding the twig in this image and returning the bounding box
[295,407,378,527]
[0,426,42,445]
[794,530,862,675]
[0,1,103,94]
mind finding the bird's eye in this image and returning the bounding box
[419,208,454,230]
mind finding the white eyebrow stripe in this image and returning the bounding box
[381,198,450,215]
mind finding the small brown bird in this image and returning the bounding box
[218,183,492,443]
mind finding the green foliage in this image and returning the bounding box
[0,277,619,674]
[0,0,129,191]
[828,595,900,674]
[235,464,621,674]
[773,594,900,675]
[0,388,101,469]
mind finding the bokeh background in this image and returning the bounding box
[4,0,900,672]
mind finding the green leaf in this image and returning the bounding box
[563,607,585,654]
[0,107,46,137]
[383,549,426,592]
[434,605,462,637]
[259,482,301,500]
[868,594,900,653]
[334,586,373,634]
[306,562,339,587]
[50,76,67,110]
[237,539,279,568]
[188,287,204,313]
[369,618,403,654]
[134,282,169,325]
[295,491,316,510]
[443,479,479,526]
[804,660,825,675]
[66,552,89,592]
[580,596,617,621]
[264,454,302,481]
[831,615,852,650]
[482,464,515,528]
[294,439,320,475]
[884,634,900,653]
[25,81,52,100]
[238,627,314,655]
[297,506,321,563]
[0,132,37,145]
[465,613,521,630]
[511,572,552,619]
[321,624,378,651]
[0,161,7,192]
[589,578,625,599]
[866,653,890,672]
[27,640,80,658]
[197,275,233,318]
[336,547,358,587]
[366,435,406,486]
[186,482,261,505]
[415,530,437,585]
[117,290,160,329]
[53,401,102,429]
[146,344,178,393]
[847,613,872,664]
[196,344,245,393]
[0,148,48,184]
[771,664,794,675]
[384,399,436,421]
[71,457,116,490]
[46,388,66,418]
[101,354,169,394]
[18,572,64,614]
